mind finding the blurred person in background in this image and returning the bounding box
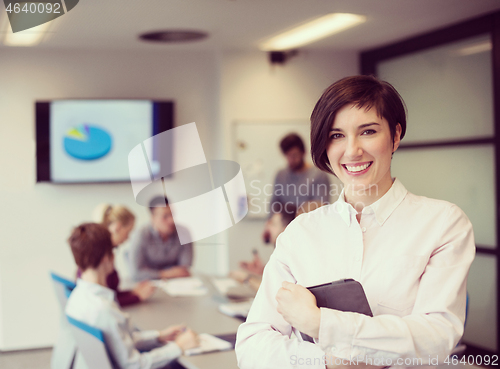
[67,223,199,369]
[263,133,330,243]
[76,204,155,306]
[129,196,193,282]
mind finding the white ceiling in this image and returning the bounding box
[3,0,500,52]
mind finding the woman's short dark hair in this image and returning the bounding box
[310,75,407,174]
[280,133,305,154]
[68,223,113,271]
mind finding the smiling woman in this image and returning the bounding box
[235,76,476,369]
[326,104,400,214]
[310,76,406,173]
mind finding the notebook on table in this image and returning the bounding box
[183,333,235,356]
[218,299,253,321]
[301,278,372,343]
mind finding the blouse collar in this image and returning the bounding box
[335,178,408,226]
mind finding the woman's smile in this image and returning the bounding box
[326,103,401,204]
[342,161,373,174]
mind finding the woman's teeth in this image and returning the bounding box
[345,162,371,172]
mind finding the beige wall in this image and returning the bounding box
[220,50,357,271]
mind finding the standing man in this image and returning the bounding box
[129,196,193,281]
[263,133,330,242]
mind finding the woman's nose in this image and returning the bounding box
[345,137,363,159]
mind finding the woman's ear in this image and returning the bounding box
[392,123,402,153]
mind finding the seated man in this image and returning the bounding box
[66,223,199,369]
[129,196,193,281]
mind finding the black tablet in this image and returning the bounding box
[301,278,372,342]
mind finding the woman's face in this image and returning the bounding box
[109,220,135,247]
[326,104,401,198]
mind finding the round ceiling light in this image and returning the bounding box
[139,30,208,43]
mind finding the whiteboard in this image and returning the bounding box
[232,120,311,219]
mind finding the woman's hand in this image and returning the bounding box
[175,328,200,352]
[276,281,321,338]
[158,324,186,342]
[133,281,156,301]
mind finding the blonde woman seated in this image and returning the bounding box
[76,204,155,306]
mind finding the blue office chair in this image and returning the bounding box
[50,272,77,369]
[50,272,76,309]
[67,315,114,369]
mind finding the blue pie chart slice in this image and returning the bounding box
[64,125,112,160]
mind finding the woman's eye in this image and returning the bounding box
[330,133,343,140]
[362,129,376,135]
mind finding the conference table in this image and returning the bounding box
[123,277,244,369]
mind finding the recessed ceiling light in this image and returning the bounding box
[1,12,53,46]
[456,40,492,56]
[139,30,208,43]
[259,13,366,51]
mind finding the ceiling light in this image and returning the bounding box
[1,12,53,46]
[456,40,492,56]
[139,30,208,43]
[259,13,366,51]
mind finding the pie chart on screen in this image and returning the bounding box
[63,124,112,160]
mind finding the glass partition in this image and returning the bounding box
[365,22,498,353]
[392,145,496,247]
[379,34,493,143]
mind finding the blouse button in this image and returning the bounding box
[361,227,367,232]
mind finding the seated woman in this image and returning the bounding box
[76,204,155,306]
[66,223,200,369]
[236,75,475,368]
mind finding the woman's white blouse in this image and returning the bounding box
[235,178,475,369]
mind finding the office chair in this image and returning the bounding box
[67,315,114,369]
[50,272,76,309]
[50,272,77,369]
